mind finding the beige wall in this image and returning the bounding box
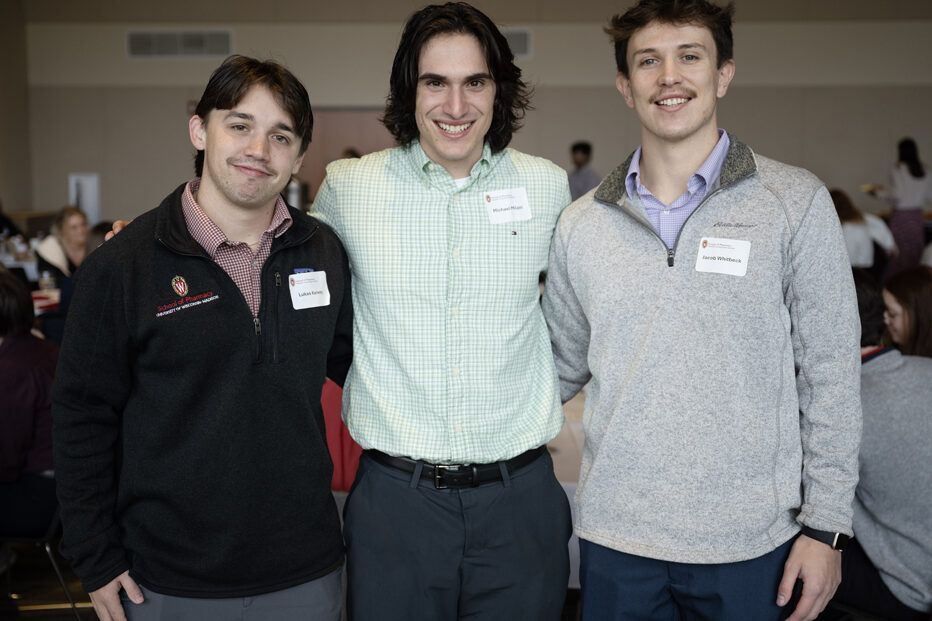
[21,0,932,23]
[0,0,32,213]
[13,4,932,219]
[515,85,932,215]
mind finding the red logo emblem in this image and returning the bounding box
[485,194,491,203]
[290,277,295,287]
[171,276,188,297]
[702,240,708,248]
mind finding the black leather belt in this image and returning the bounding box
[366,446,546,489]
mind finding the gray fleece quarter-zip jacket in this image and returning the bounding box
[542,135,862,563]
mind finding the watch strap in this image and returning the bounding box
[800,526,850,551]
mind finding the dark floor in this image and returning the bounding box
[1,541,582,621]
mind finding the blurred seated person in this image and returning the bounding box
[0,269,59,538]
[0,198,24,239]
[36,205,88,286]
[86,221,114,256]
[830,188,896,281]
[883,265,932,358]
[34,206,87,343]
[817,269,931,620]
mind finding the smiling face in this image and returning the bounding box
[883,288,910,346]
[189,84,305,213]
[617,21,734,150]
[414,33,496,178]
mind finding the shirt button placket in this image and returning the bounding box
[446,191,465,456]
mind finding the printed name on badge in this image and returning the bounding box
[484,187,531,224]
[695,237,751,277]
[289,271,330,309]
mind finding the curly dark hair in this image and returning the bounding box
[605,0,735,78]
[194,55,313,177]
[381,2,531,153]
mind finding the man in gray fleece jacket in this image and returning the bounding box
[542,1,861,620]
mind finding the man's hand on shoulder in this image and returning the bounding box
[104,220,131,242]
[89,570,144,621]
[776,535,842,621]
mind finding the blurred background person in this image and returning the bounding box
[0,269,59,541]
[35,205,88,288]
[831,188,896,283]
[85,221,113,256]
[0,198,24,239]
[867,138,932,278]
[817,269,931,621]
[34,206,87,343]
[882,265,932,358]
[922,241,932,268]
[568,140,601,201]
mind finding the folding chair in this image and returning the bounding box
[2,506,82,620]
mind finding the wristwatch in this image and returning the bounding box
[800,526,850,551]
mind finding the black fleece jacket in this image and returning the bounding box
[52,184,353,597]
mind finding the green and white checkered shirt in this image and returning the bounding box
[312,141,570,463]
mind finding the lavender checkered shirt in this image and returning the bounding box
[626,131,730,249]
[181,178,292,317]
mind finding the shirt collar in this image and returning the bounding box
[625,129,730,202]
[861,346,894,364]
[181,178,293,257]
[405,140,498,185]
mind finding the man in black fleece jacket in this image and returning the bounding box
[52,56,352,621]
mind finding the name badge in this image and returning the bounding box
[695,238,751,277]
[288,271,330,309]
[484,188,531,224]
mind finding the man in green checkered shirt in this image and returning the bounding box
[311,3,572,619]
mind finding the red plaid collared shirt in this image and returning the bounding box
[181,179,292,317]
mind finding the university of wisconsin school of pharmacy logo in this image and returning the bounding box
[702,239,708,248]
[485,194,491,203]
[171,275,188,297]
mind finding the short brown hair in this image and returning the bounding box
[605,0,735,77]
[194,55,313,177]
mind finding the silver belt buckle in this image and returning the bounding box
[433,464,463,489]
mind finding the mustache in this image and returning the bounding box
[650,89,697,103]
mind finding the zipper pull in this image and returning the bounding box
[667,249,675,267]
[275,271,281,287]
[254,317,261,335]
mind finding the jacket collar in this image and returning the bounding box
[861,346,902,371]
[154,182,316,256]
[594,132,757,209]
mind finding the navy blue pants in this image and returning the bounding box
[579,536,798,620]
[343,449,572,621]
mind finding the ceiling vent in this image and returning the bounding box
[502,27,532,59]
[127,30,232,58]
